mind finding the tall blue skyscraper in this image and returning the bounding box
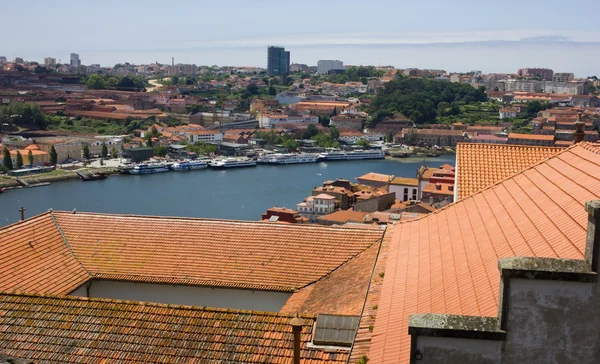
[267,46,290,76]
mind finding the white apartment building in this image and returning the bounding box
[504,79,542,92]
[317,60,344,74]
[44,57,56,66]
[542,82,585,95]
[258,113,318,128]
[0,56,7,65]
[553,73,574,83]
[296,194,336,214]
[186,130,223,144]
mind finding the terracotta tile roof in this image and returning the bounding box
[50,212,383,292]
[281,242,380,316]
[508,133,555,141]
[317,210,369,224]
[422,182,454,196]
[390,177,418,186]
[357,173,393,183]
[368,143,600,364]
[314,194,337,200]
[0,213,90,295]
[455,143,564,200]
[0,293,349,363]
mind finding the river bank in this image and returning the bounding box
[0,167,120,188]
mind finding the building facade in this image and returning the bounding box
[317,60,344,74]
[267,46,290,76]
[70,53,81,68]
[517,67,553,81]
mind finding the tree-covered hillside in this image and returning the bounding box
[369,77,487,124]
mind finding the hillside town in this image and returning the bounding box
[1,51,600,178]
[2,40,600,364]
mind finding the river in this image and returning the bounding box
[1,155,455,226]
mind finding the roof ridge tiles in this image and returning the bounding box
[0,291,317,319]
[49,210,380,232]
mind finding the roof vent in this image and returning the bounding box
[312,314,359,347]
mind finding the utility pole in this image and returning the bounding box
[19,206,26,221]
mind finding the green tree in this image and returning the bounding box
[282,139,299,150]
[170,75,180,85]
[153,145,168,157]
[15,151,23,169]
[385,131,394,143]
[357,139,371,149]
[101,144,108,158]
[28,149,34,166]
[329,126,340,140]
[302,124,319,139]
[146,136,153,147]
[332,106,337,116]
[86,74,106,89]
[111,146,118,159]
[246,83,259,95]
[268,85,276,96]
[2,147,13,170]
[50,146,58,165]
[83,145,91,160]
[319,116,330,127]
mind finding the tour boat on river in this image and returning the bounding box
[209,158,257,169]
[129,163,170,174]
[171,160,208,171]
[318,150,385,161]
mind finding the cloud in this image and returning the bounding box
[177,30,600,48]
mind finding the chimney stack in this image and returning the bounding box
[584,200,600,272]
[289,314,305,364]
[573,112,585,144]
[19,206,26,221]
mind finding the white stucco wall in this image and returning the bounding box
[69,280,291,311]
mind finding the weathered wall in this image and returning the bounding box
[503,278,599,364]
[354,193,396,213]
[414,337,502,364]
[70,280,291,311]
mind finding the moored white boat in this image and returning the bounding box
[129,163,170,174]
[268,153,319,164]
[317,150,385,161]
[209,158,257,169]
[172,160,208,171]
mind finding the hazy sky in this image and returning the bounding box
[2,0,599,76]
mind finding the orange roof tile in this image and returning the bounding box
[0,213,90,295]
[367,142,600,363]
[508,133,555,141]
[0,293,348,363]
[422,182,454,196]
[455,143,564,199]
[281,242,380,316]
[357,173,393,183]
[48,212,383,292]
[317,210,369,224]
[390,177,419,186]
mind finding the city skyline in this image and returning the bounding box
[1,0,600,75]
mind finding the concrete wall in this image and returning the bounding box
[414,337,502,364]
[503,278,598,364]
[354,193,396,213]
[69,280,291,312]
[410,277,600,364]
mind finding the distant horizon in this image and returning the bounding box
[2,0,599,77]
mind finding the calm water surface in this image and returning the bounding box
[1,156,454,226]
